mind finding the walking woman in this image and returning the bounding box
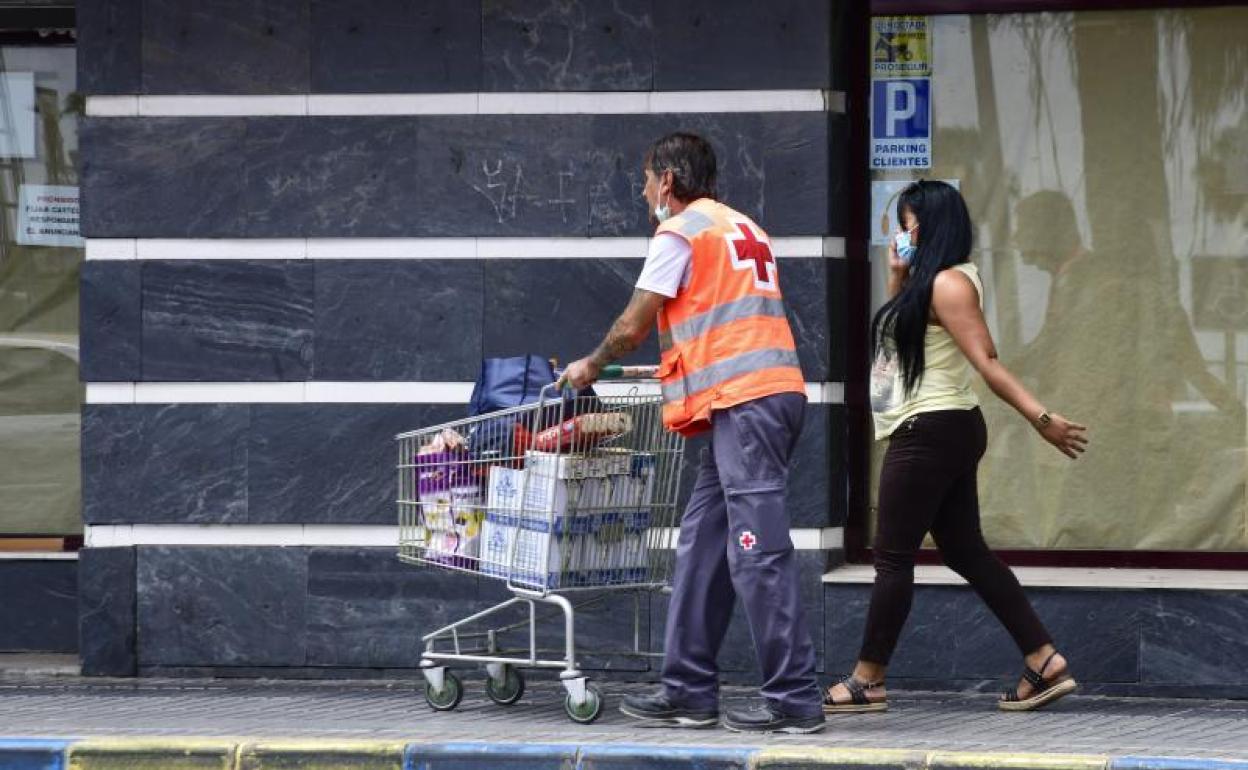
[824,181,1088,714]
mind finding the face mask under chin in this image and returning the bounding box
[654,192,673,223]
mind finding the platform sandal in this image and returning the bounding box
[998,651,1077,712]
[823,675,888,714]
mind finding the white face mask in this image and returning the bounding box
[654,191,673,223]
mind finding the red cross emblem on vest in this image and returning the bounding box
[727,221,777,290]
[738,530,757,551]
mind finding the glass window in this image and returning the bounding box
[868,7,1248,551]
[0,45,81,538]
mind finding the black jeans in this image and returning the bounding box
[859,407,1052,665]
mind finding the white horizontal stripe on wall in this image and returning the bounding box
[84,524,843,551]
[824,564,1248,592]
[85,237,842,261]
[0,551,77,561]
[85,381,848,405]
[85,90,844,118]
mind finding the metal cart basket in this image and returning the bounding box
[396,366,684,723]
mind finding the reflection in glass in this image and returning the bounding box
[869,8,1248,551]
[0,46,82,537]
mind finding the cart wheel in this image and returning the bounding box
[425,671,463,712]
[485,666,525,706]
[564,682,604,724]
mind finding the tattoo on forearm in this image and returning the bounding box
[590,322,640,367]
[589,292,647,367]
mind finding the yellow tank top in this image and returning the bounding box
[870,263,983,439]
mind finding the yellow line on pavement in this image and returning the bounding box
[68,737,239,770]
[238,740,408,770]
[927,751,1110,770]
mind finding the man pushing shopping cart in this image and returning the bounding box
[558,132,825,734]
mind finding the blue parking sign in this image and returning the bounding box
[871,78,931,169]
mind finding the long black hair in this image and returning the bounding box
[871,180,974,395]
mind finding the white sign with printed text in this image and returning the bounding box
[871,78,932,170]
[17,185,82,247]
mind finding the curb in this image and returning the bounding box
[579,744,754,769]
[0,739,71,770]
[1,739,1246,770]
[405,742,578,769]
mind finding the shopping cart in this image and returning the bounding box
[396,365,684,723]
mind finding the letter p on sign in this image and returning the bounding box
[886,82,916,135]
[872,78,930,140]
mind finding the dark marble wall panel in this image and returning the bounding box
[82,404,249,524]
[827,257,848,383]
[0,561,77,653]
[789,405,834,529]
[79,547,137,676]
[477,579,652,672]
[248,404,462,525]
[84,401,827,527]
[141,260,313,381]
[1142,592,1248,686]
[482,0,653,91]
[77,0,142,94]
[652,0,831,91]
[829,1,850,93]
[313,260,483,381]
[482,258,657,367]
[483,257,828,379]
[586,113,832,238]
[310,0,481,93]
[78,254,833,385]
[416,115,592,237]
[82,115,830,238]
[650,550,827,679]
[80,0,847,96]
[826,113,850,239]
[80,118,247,238]
[243,118,422,238]
[760,113,833,237]
[778,259,830,383]
[137,546,308,666]
[307,548,488,668]
[827,405,847,528]
[141,0,310,94]
[80,261,141,382]
[825,585,1142,685]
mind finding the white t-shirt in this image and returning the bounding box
[634,232,693,298]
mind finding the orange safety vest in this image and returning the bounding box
[653,198,806,436]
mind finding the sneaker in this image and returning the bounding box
[722,703,825,734]
[619,691,719,728]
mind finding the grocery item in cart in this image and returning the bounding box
[481,512,583,588]
[415,450,473,494]
[416,450,484,568]
[417,428,467,455]
[425,507,485,569]
[513,412,633,454]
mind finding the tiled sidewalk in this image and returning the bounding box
[0,675,1246,759]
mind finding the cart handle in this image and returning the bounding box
[552,364,659,387]
[549,364,660,402]
[600,364,659,380]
